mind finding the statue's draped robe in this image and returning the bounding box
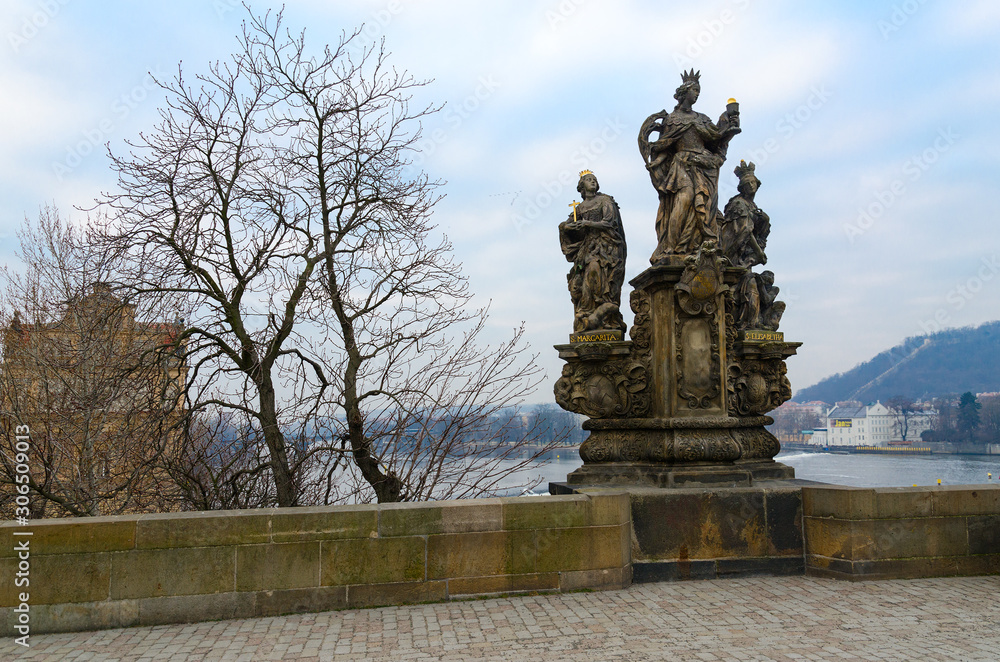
[559,193,627,333]
[644,110,731,261]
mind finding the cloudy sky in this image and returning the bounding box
[2,0,999,402]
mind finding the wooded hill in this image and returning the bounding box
[795,321,1000,404]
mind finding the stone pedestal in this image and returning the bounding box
[549,482,812,581]
[554,245,800,488]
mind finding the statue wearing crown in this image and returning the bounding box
[638,70,741,263]
[559,170,627,336]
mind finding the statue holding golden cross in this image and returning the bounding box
[568,200,581,222]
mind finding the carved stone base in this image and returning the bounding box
[561,459,794,488]
[579,416,782,464]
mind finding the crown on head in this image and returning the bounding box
[680,69,701,84]
[579,169,594,178]
[734,160,756,179]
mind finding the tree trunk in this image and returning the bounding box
[257,379,298,507]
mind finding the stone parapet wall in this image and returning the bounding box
[802,484,1000,580]
[1,493,631,635]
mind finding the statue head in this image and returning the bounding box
[577,170,599,198]
[735,160,760,197]
[674,69,701,107]
[760,270,775,287]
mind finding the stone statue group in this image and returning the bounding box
[559,70,784,337]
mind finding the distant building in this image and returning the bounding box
[1,283,187,515]
[824,401,892,446]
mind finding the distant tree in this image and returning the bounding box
[977,395,1000,444]
[886,395,917,441]
[924,395,957,443]
[767,405,821,438]
[957,391,982,442]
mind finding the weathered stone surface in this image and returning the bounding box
[633,559,717,583]
[137,592,254,627]
[236,542,320,591]
[802,486,877,519]
[270,506,378,543]
[502,495,590,530]
[347,581,448,609]
[1,553,110,607]
[875,487,934,519]
[630,488,768,560]
[872,517,967,559]
[377,499,504,537]
[931,485,1000,516]
[253,586,348,618]
[321,537,425,586]
[967,514,1000,555]
[586,492,632,526]
[0,518,135,557]
[427,531,514,579]
[717,556,804,578]
[0,600,139,637]
[765,488,803,556]
[446,572,560,597]
[803,518,875,560]
[136,511,269,549]
[559,566,631,591]
[111,547,235,599]
[535,526,625,573]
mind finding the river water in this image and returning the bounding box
[508,450,1000,495]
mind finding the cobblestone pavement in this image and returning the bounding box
[5,575,1000,661]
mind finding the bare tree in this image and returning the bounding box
[99,8,551,506]
[886,395,917,442]
[0,208,184,518]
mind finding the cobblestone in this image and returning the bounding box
[4,575,1000,661]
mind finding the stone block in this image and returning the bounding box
[931,486,1000,517]
[559,566,630,591]
[427,531,513,579]
[347,580,447,609]
[321,536,425,586]
[801,486,876,520]
[111,547,235,599]
[502,495,590,530]
[253,586,348,618]
[1,552,111,607]
[804,554,856,578]
[853,557,960,580]
[236,542,321,591]
[967,515,1000,555]
[535,526,624,573]
[803,517,875,560]
[631,489,767,560]
[270,506,378,543]
[716,556,804,578]
[446,572,560,597]
[632,560,716,583]
[378,499,503,537]
[585,492,631,526]
[874,487,933,519]
[954,554,1000,576]
[765,488,803,556]
[137,592,255,627]
[136,510,269,549]
[872,517,967,559]
[0,599,139,636]
[0,518,135,557]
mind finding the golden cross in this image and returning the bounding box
[568,200,580,222]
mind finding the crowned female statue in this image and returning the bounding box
[638,70,741,263]
[559,171,627,335]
